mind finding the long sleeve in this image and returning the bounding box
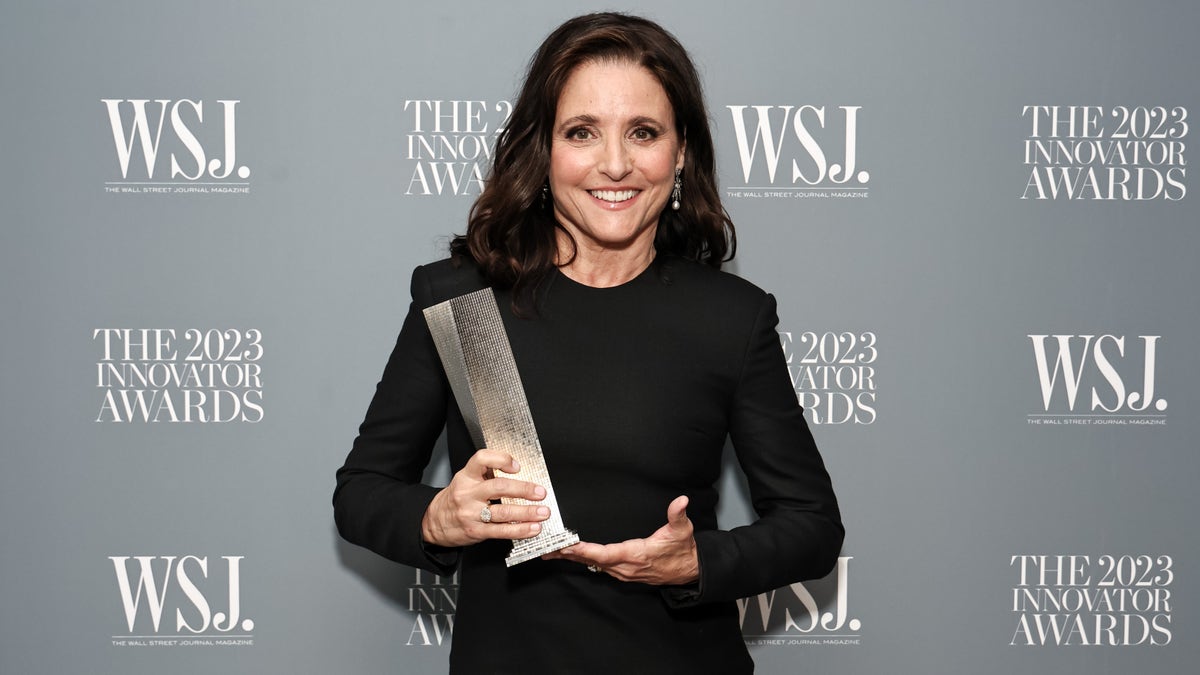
[335,258,839,672]
[332,265,460,573]
[680,292,844,604]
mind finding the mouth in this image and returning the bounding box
[588,189,640,207]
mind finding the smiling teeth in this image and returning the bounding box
[589,190,638,202]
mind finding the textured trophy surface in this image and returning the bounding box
[423,288,579,566]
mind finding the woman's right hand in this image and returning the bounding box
[420,449,550,547]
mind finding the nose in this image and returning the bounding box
[597,136,632,180]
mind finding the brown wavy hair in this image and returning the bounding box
[450,12,736,311]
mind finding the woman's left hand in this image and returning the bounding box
[542,495,700,585]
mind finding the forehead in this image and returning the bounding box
[555,60,673,120]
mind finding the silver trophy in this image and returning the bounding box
[423,288,579,566]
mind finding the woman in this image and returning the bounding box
[334,13,843,673]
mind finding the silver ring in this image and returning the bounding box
[480,505,493,523]
[587,564,601,573]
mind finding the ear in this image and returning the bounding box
[676,133,687,171]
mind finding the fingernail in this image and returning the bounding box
[537,506,550,517]
[533,486,546,499]
[530,523,542,533]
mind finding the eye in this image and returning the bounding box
[630,127,659,141]
[566,127,594,141]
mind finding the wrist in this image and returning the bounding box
[420,493,444,545]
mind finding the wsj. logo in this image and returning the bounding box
[726,105,868,198]
[737,556,860,646]
[1028,335,1167,426]
[101,99,250,193]
[110,556,253,635]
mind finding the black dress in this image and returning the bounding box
[334,255,843,674]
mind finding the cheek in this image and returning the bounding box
[549,149,588,188]
[644,155,678,187]
[642,146,681,183]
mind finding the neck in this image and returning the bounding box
[556,236,656,288]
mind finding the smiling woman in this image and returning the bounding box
[446,12,738,315]
[334,12,843,675]
[549,61,685,286]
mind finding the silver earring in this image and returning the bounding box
[671,168,682,211]
[541,182,549,208]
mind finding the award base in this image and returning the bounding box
[506,528,580,567]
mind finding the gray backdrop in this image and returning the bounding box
[2,1,1196,673]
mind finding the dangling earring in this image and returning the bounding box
[671,168,682,211]
[541,182,550,208]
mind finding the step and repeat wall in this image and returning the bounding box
[2,1,1196,673]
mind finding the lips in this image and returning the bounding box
[588,189,639,203]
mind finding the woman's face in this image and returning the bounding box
[549,60,684,258]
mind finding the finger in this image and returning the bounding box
[484,503,551,524]
[481,477,546,503]
[544,543,588,563]
[666,495,690,527]
[558,541,626,567]
[541,544,607,568]
[466,448,520,476]
[540,542,592,561]
[474,520,543,540]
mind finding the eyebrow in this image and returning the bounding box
[557,114,599,131]
[556,114,668,132]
